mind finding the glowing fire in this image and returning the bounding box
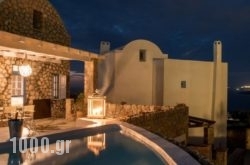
[87,92,106,118]
[92,107,102,115]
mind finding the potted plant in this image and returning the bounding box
[8,112,23,139]
[74,93,85,118]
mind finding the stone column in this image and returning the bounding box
[65,99,74,120]
[84,60,96,107]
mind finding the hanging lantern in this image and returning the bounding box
[19,64,32,77]
[19,53,32,77]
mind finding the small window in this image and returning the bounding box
[181,81,186,88]
[33,10,43,30]
[52,74,66,99]
[139,49,146,62]
[53,74,59,99]
[11,65,24,96]
[11,75,24,96]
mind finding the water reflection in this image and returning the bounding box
[8,152,23,165]
[23,150,36,164]
[3,133,107,164]
[0,129,165,165]
[6,150,36,165]
[87,133,106,156]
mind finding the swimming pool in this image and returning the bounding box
[64,131,166,165]
[0,122,199,165]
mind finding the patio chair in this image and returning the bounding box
[23,105,35,120]
[3,106,17,119]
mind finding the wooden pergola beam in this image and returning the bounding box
[0,30,99,61]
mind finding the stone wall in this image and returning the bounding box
[123,104,189,140]
[0,0,72,117]
[105,103,158,118]
[75,102,188,140]
[51,99,66,118]
[68,100,188,140]
[0,0,70,46]
[0,57,69,114]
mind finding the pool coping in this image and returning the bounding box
[118,121,200,165]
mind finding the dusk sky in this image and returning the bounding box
[50,0,250,88]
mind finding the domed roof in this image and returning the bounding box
[0,0,70,46]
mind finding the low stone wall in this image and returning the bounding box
[51,99,66,118]
[123,104,189,140]
[104,103,188,140]
[66,101,188,140]
[106,103,165,118]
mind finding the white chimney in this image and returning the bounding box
[100,41,110,54]
[213,40,222,63]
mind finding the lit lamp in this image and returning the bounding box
[88,89,106,118]
[19,54,32,77]
[19,64,32,77]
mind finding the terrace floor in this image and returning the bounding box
[0,118,114,142]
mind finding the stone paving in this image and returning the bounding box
[0,118,86,142]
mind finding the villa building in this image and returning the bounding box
[97,39,228,148]
[0,0,228,154]
[0,0,97,118]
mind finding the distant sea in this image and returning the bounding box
[70,86,83,99]
[69,86,250,112]
[228,89,250,112]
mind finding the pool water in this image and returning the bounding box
[66,131,166,165]
[0,125,167,165]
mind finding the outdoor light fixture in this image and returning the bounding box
[87,89,106,118]
[19,54,32,77]
[19,64,32,77]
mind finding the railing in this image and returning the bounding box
[189,116,216,128]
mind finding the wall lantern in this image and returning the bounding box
[87,133,106,156]
[87,89,106,118]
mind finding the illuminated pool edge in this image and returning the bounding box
[119,124,175,165]
[119,122,200,165]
